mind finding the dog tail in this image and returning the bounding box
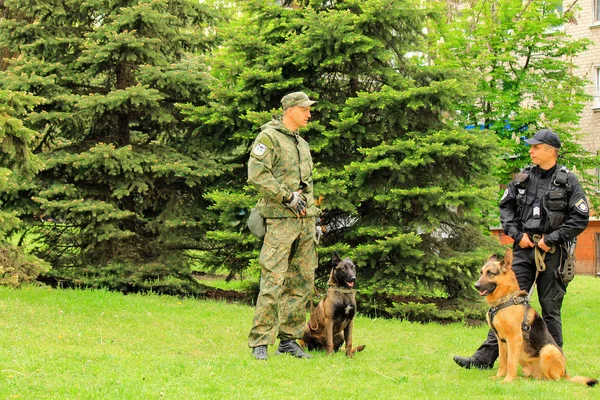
[539,345,597,386]
[567,375,598,387]
[352,345,366,354]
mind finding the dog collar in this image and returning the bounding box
[329,286,356,294]
[488,295,529,315]
[488,291,528,309]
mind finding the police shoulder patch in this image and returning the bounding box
[575,198,588,213]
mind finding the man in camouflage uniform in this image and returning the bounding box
[248,91,320,361]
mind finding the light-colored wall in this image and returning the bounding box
[564,1,600,275]
[564,0,600,155]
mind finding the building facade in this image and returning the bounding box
[565,0,600,156]
[563,0,600,275]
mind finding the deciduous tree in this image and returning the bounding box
[434,0,599,204]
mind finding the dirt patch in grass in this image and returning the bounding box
[202,287,253,304]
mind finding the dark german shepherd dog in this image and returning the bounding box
[300,254,365,357]
[476,249,597,386]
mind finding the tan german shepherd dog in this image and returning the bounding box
[475,249,597,386]
[299,254,365,357]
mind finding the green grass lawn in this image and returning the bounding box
[1,277,599,399]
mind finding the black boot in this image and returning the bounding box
[453,355,493,370]
[275,340,312,359]
[251,345,268,361]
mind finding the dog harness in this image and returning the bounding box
[488,294,532,339]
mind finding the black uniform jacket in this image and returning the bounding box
[499,164,589,247]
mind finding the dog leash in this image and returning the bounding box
[309,285,321,313]
[531,234,555,272]
[527,234,555,300]
[307,285,321,331]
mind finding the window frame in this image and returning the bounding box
[595,66,600,108]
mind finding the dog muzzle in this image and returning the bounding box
[476,283,496,297]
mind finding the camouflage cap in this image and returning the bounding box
[281,91,316,110]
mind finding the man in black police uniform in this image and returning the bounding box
[453,128,590,370]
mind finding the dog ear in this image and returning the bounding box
[487,254,499,263]
[327,267,335,285]
[332,251,341,266]
[500,248,513,270]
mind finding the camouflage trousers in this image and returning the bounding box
[248,216,317,348]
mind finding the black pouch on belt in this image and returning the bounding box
[558,243,576,283]
[547,191,567,229]
[523,198,541,231]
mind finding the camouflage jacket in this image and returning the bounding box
[248,117,320,218]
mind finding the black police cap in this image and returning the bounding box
[524,129,561,149]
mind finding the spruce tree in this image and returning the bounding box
[0,0,226,291]
[202,0,500,320]
[0,52,49,284]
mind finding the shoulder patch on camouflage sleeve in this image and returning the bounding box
[251,132,275,158]
[258,134,274,149]
[253,142,268,157]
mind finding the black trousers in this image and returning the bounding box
[472,245,567,364]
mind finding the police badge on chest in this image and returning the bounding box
[523,198,542,231]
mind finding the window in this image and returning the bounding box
[596,0,600,23]
[597,151,600,193]
[554,3,564,15]
[542,1,564,32]
[596,67,600,108]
